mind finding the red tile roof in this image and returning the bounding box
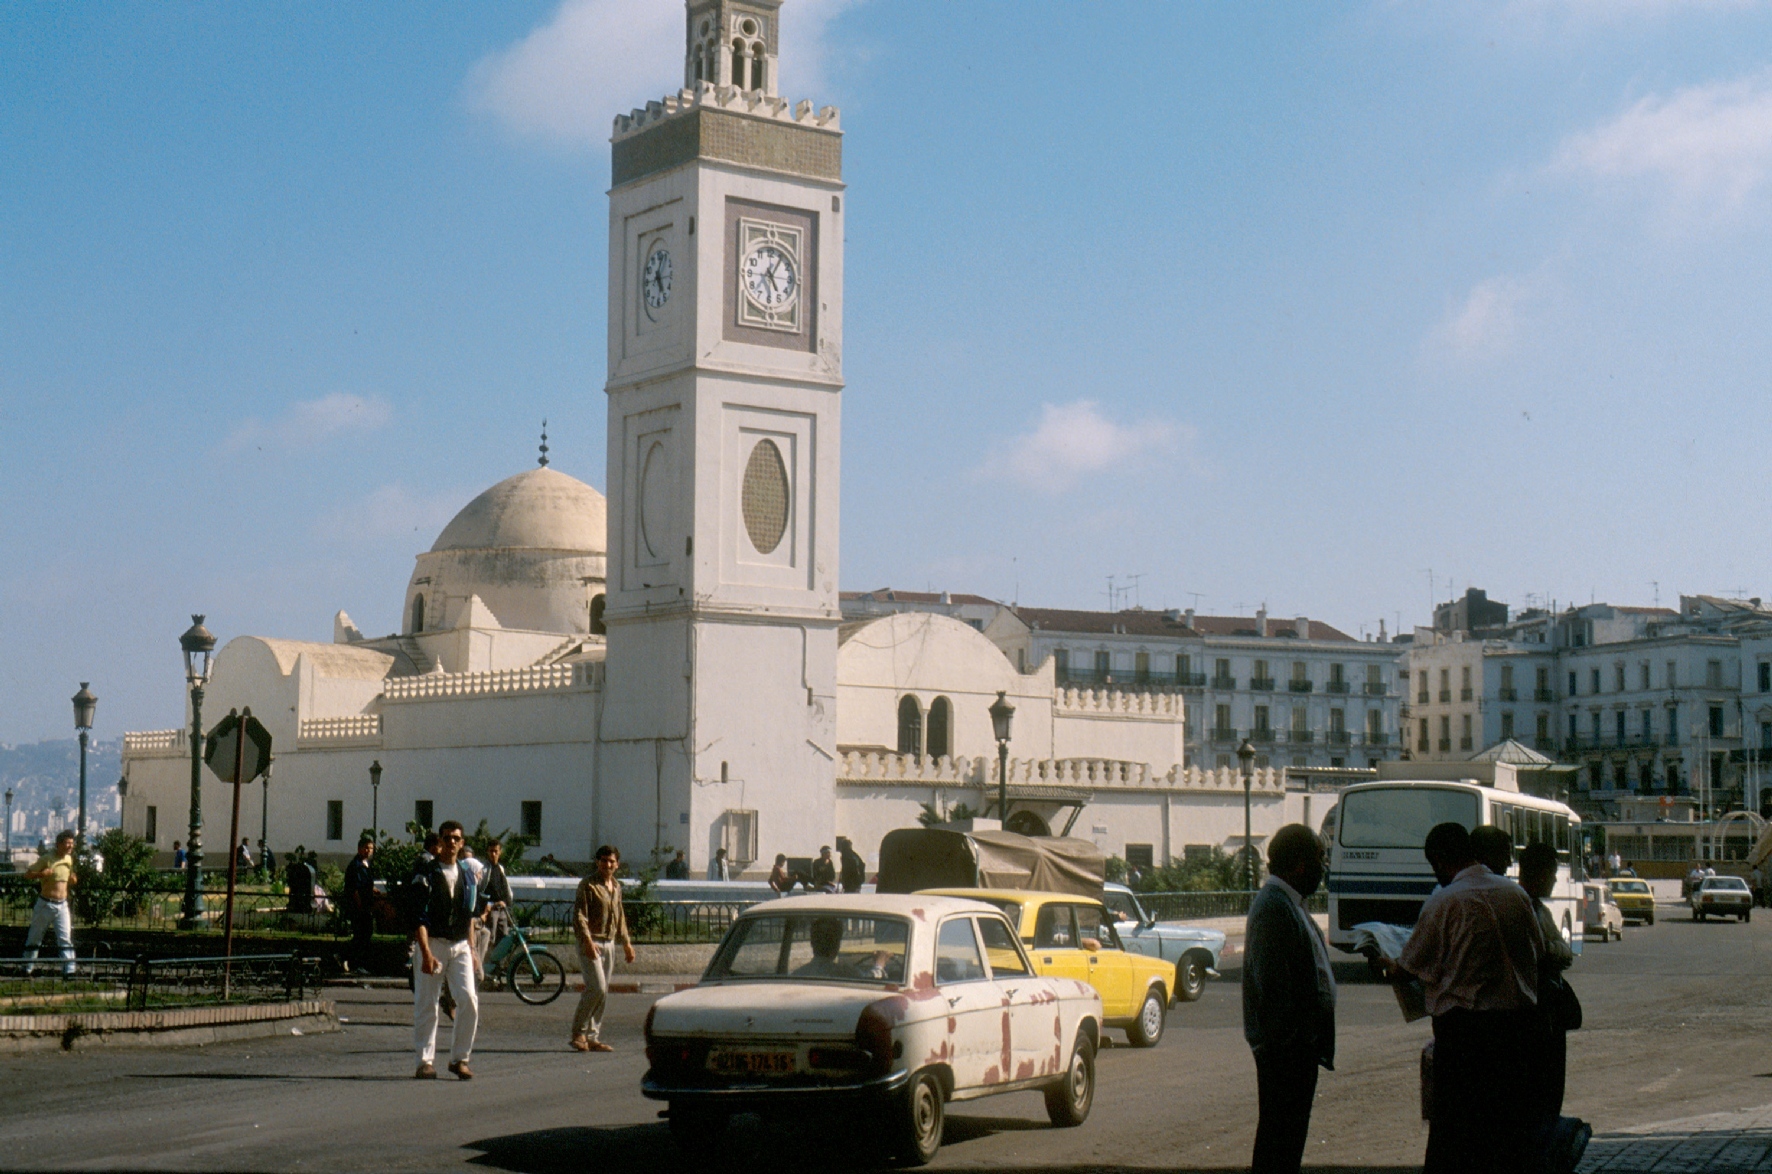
[842,588,1002,606]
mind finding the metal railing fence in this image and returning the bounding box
[0,951,315,1012]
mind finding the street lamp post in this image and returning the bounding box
[178,615,217,930]
[989,692,1016,829]
[1237,737,1257,891]
[368,760,382,842]
[3,788,12,858]
[71,683,97,852]
[259,755,273,872]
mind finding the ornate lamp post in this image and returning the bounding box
[71,683,97,851]
[989,692,1016,829]
[1237,737,1257,891]
[368,759,383,842]
[178,615,217,929]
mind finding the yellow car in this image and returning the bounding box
[1607,877,1656,925]
[922,888,1175,1047]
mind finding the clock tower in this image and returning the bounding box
[599,0,844,873]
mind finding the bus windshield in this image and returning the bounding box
[1339,787,1480,849]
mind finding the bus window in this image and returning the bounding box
[1339,787,1480,849]
[1554,815,1570,863]
[1492,804,1513,843]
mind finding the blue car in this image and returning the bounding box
[1101,882,1225,1003]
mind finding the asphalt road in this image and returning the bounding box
[4,902,1771,1173]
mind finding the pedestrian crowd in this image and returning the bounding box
[1243,820,1589,1174]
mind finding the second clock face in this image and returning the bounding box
[741,243,798,310]
[643,246,672,316]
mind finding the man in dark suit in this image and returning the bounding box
[1243,823,1336,1174]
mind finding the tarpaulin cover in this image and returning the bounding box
[875,828,1105,897]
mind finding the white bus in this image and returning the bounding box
[1326,779,1584,953]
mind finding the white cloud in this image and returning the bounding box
[224,393,393,452]
[1429,276,1535,359]
[1555,72,1772,215]
[317,483,467,546]
[976,400,1190,492]
[466,0,860,148]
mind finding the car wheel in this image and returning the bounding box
[668,1105,729,1161]
[889,1070,945,1166]
[1128,988,1166,1048]
[1744,911,1752,923]
[1045,1032,1096,1127]
[1613,925,1623,941]
[1174,954,1207,1003]
[1696,910,1706,922]
[1646,912,1654,926]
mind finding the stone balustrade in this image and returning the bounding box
[297,715,382,743]
[836,750,1281,794]
[381,662,592,703]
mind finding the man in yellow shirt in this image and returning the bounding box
[23,830,78,977]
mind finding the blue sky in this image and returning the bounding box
[5,1,1772,742]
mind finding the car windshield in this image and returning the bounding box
[1704,878,1749,891]
[1103,890,1140,921]
[1611,880,1649,893]
[1339,787,1480,849]
[707,914,909,984]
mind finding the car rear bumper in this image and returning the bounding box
[642,1068,910,1107]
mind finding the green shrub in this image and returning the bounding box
[73,829,157,925]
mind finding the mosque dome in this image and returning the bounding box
[431,467,606,554]
[403,466,608,640]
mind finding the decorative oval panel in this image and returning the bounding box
[740,438,790,555]
[639,440,669,560]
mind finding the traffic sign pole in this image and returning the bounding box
[223,707,249,999]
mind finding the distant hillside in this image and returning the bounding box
[0,738,124,833]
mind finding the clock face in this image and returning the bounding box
[642,246,672,316]
[742,243,798,310]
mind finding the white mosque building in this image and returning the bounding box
[118,0,1289,875]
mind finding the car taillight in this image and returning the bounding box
[808,1045,874,1072]
[855,1003,896,1077]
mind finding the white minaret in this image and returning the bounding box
[598,0,843,875]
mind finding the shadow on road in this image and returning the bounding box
[461,1121,1422,1173]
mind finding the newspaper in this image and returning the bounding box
[1350,921,1429,1023]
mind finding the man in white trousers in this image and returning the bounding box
[412,820,479,1080]
[569,845,634,1052]
[23,831,79,977]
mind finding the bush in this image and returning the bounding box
[1128,846,1265,893]
[73,829,157,925]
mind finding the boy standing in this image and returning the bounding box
[24,831,79,977]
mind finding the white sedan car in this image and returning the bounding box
[643,894,1104,1165]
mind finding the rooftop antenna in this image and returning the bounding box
[1126,573,1146,609]
[1011,557,1019,608]
[1650,581,1660,608]
[1421,569,1435,614]
[1185,591,1205,610]
[538,419,550,467]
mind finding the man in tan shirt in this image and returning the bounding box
[570,844,635,1052]
[1390,821,1545,1174]
[23,831,78,977]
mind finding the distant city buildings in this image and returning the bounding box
[1404,589,1772,818]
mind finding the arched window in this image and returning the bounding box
[751,41,766,90]
[926,696,953,759]
[897,695,924,756]
[410,594,425,634]
[590,593,606,636]
[732,39,747,87]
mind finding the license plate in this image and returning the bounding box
[707,1048,797,1075]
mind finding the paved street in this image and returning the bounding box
[4,901,1772,1172]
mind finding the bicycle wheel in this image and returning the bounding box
[509,949,567,1005]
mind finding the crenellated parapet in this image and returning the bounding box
[380,661,598,703]
[613,83,839,142]
[122,729,185,757]
[835,750,1282,795]
[298,715,383,744]
[1055,686,1184,720]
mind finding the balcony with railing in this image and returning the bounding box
[1460,688,1474,701]
[1439,738,1452,752]
[1211,727,1240,744]
[1328,730,1352,746]
[1439,690,1452,703]
[1363,732,1390,746]
[1249,677,1276,692]
[1211,675,1237,691]
[1459,736,1474,750]
[1499,688,1519,702]
[1363,682,1387,696]
[1249,728,1276,744]
[1323,680,1347,694]
[1288,729,1315,745]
